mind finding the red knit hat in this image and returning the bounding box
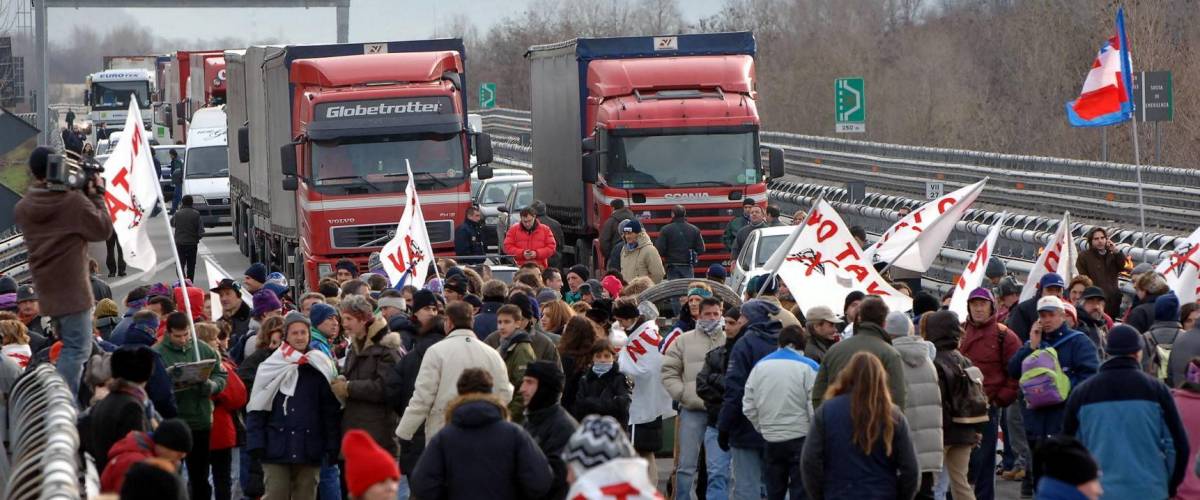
[173,286,207,321]
[342,429,400,496]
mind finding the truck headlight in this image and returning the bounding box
[486,216,498,225]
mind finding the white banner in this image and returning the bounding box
[948,216,1004,321]
[1020,212,1076,302]
[381,161,435,288]
[777,199,913,314]
[866,179,987,273]
[1157,225,1200,306]
[100,100,159,271]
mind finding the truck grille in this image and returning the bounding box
[331,221,453,249]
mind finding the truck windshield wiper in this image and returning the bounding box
[319,175,380,192]
[671,180,726,188]
[382,171,451,189]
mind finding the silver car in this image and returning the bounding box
[472,174,532,249]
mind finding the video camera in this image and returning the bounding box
[45,151,104,193]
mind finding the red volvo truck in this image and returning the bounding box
[527,32,783,272]
[229,40,492,289]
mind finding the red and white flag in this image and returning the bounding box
[1020,212,1076,302]
[948,215,1005,321]
[1157,225,1200,306]
[865,179,986,273]
[381,161,435,288]
[775,199,912,314]
[100,100,159,271]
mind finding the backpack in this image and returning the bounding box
[1144,327,1182,381]
[939,352,990,424]
[1019,332,1081,409]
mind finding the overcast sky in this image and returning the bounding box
[46,0,726,45]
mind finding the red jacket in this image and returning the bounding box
[961,316,1021,408]
[100,431,156,493]
[503,220,556,268]
[210,357,247,450]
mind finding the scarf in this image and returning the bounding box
[246,343,338,412]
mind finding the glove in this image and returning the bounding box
[199,380,218,396]
[717,430,730,452]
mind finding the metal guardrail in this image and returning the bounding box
[1,364,82,499]
[0,233,31,285]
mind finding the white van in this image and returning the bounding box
[184,107,230,226]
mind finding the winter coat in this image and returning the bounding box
[1127,291,1166,334]
[473,301,503,341]
[697,337,734,426]
[110,320,178,419]
[245,362,342,465]
[928,329,982,446]
[1005,295,1041,342]
[210,357,247,451]
[99,431,156,493]
[620,231,666,283]
[1075,247,1126,303]
[813,322,908,409]
[1036,477,1093,500]
[733,220,765,258]
[486,328,562,367]
[1171,388,1200,499]
[743,347,818,442]
[718,320,781,449]
[1064,356,1189,499]
[722,213,749,252]
[655,216,704,267]
[599,207,635,262]
[221,301,252,353]
[961,315,1022,407]
[758,295,802,329]
[662,327,725,411]
[619,319,676,426]
[504,219,557,268]
[342,319,403,455]
[171,205,205,245]
[524,403,578,500]
[410,394,554,500]
[1168,328,1200,389]
[238,347,272,390]
[1143,320,1184,381]
[13,187,112,316]
[83,381,152,475]
[153,338,227,431]
[572,362,632,424]
[805,335,836,365]
[892,336,943,472]
[395,328,513,443]
[800,394,921,500]
[385,317,445,471]
[454,217,487,264]
[1074,305,1109,353]
[500,331,538,422]
[1007,324,1100,437]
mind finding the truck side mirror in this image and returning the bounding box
[280,143,297,177]
[582,153,599,184]
[238,127,250,163]
[581,136,596,152]
[764,146,785,179]
[83,90,90,106]
[476,164,493,180]
[474,132,493,166]
[282,176,298,191]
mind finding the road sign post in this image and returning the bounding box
[925,181,944,200]
[479,82,497,109]
[1131,71,1172,163]
[835,77,865,133]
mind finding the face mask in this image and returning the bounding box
[697,318,723,335]
[592,362,613,375]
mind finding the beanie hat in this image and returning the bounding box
[0,276,17,295]
[567,264,590,282]
[611,299,641,320]
[264,282,290,300]
[998,276,1022,297]
[377,296,406,311]
[464,294,483,309]
[622,219,643,233]
[524,360,565,411]
[509,292,537,321]
[367,252,384,274]
[284,311,311,332]
[245,263,268,284]
[536,288,560,305]
[1105,324,1143,356]
[266,272,288,288]
[342,429,401,497]
[1131,262,1154,277]
[843,290,866,314]
[984,257,1007,280]
[586,300,611,324]
[152,419,194,453]
[1155,292,1181,323]
[111,345,155,383]
[706,264,727,279]
[309,303,337,328]
[913,291,940,317]
[173,286,206,320]
[444,277,468,295]
[600,275,623,299]
[335,259,359,278]
[1036,436,1099,487]
[883,311,914,338]
[411,289,438,313]
[252,288,282,318]
[424,277,443,295]
[562,415,636,476]
[747,274,778,296]
[120,460,185,500]
[584,279,604,298]
[94,298,119,320]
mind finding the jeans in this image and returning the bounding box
[704,427,731,500]
[186,429,213,500]
[52,308,93,399]
[395,475,410,500]
[933,464,949,500]
[211,447,234,500]
[177,243,198,283]
[105,233,126,275]
[730,446,765,500]
[969,406,1001,500]
[764,438,805,500]
[318,458,341,500]
[172,186,182,212]
[1005,400,1031,470]
[674,409,708,500]
[666,264,695,280]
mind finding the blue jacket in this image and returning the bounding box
[454,218,487,265]
[800,394,920,500]
[473,301,503,341]
[717,320,781,449]
[1035,477,1091,500]
[1007,324,1099,437]
[245,364,342,465]
[1064,356,1189,499]
[110,322,178,419]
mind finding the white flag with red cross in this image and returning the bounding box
[381,162,435,288]
[865,179,987,273]
[1020,212,1076,302]
[100,100,159,271]
[948,215,1005,321]
[1157,225,1200,306]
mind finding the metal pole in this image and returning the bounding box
[34,0,49,145]
[1154,121,1161,164]
[1129,118,1148,262]
[1101,127,1108,162]
[336,4,350,43]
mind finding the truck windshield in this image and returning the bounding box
[605,131,759,189]
[90,81,151,109]
[311,132,465,192]
[185,146,229,179]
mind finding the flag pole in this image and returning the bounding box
[1129,119,1148,261]
[878,226,924,277]
[754,195,819,298]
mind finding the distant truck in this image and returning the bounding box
[527,32,783,272]
[227,40,493,289]
[159,50,225,143]
[84,68,154,142]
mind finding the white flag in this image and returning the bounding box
[381,162,435,288]
[948,215,1005,321]
[1020,212,1076,302]
[1157,225,1200,305]
[866,179,987,273]
[100,100,159,271]
[776,199,913,314]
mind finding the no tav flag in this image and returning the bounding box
[1157,226,1200,306]
[865,179,986,273]
[381,161,435,288]
[1020,212,1076,302]
[100,99,159,272]
[947,214,1005,321]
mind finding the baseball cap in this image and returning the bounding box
[210,278,241,294]
[1081,286,1106,301]
[1039,272,1066,290]
[805,305,841,324]
[1037,295,1065,313]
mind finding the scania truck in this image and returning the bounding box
[228,39,493,289]
[527,32,783,272]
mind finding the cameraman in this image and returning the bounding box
[13,147,112,399]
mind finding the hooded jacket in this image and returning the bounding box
[620,231,666,283]
[98,431,157,493]
[342,317,403,455]
[84,380,153,475]
[153,337,226,431]
[717,307,781,449]
[800,395,921,500]
[209,357,247,451]
[892,335,943,472]
[961,299,1022,407]
[245,361,342,465]
[925,311,982,446]
[523,364,578,500]
[661,326,725,411]
[599,207,635,261]
[112,320,178,419]
[454,217,487,265]
[500,330,538,423]
[812,322,908,409]
[504,218,557,268]
[13,186,112,316]
[572,362,632,425]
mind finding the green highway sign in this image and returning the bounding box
[835,77,865,133]
[479,82,497,109]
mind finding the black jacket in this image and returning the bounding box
[1127,292,1166,334]
[384,316,445,471]
[524,404,578,500]
[171,206,205,245]
[539,215,565,255]
[81,382,151,474]
[733,220,766,258]
[454,218,487,265]
[571,363,631,425]
[655,216,705,266]
[222,302,252,354]
[411,394,553,500]
[1005,295,1041,342]
[696,337,735,426]
[246,364,342,465]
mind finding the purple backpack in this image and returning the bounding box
[1019,332,1081,409]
